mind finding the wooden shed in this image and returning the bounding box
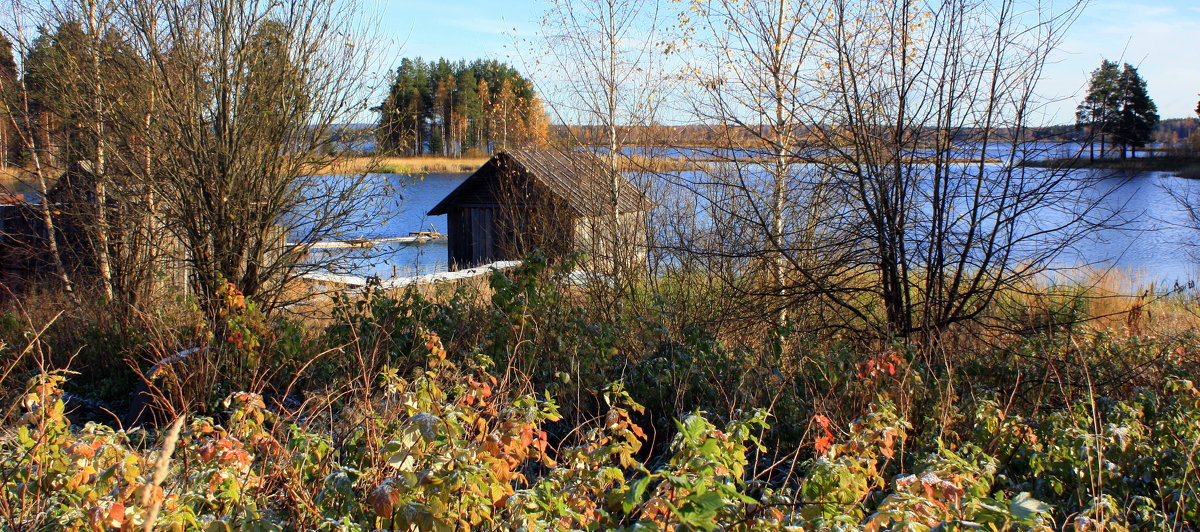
[427,148,649,270]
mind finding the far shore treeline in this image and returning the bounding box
[372,56,1199,155]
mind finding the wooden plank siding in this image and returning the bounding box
[449,206,508,269]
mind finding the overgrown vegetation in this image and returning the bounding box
[2,0,1199,530]
[2,259,1199,530]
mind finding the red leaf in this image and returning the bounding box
[815,434,834,455]
[813,414,831,429]
[108,503,126,528]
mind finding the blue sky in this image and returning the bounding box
[364,0,542,62]
[369,0,1200,124]
[1046,0,1200,121]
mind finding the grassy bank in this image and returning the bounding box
[310,156,492,175]
[313,154,709,175]
[309,153,1006,177]
[1020,154,1200,177]
[0,165,58,193]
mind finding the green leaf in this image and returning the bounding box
[624,475,653,513]
[387,450,417,471]
[17,425,33,447]
[399,423,423,448]
[1009,492,1050,521]
[689,490,724,512]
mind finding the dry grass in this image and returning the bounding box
[0,166,25,185]
[1079,269,1200,336]
[1001,267,1200,337]
[313,155,707,175]
[1021,155,1200,175]
[310,156,489,176]
[307,153,1001,177]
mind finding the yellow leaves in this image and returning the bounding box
[532,430,550,453]
[489,483,511,508]
[617,445,639,469]
[21,393,41,411]
[419,329,448,367]
[630,422,647,441]
[486,456,512,482]
[67,465,98,491]
[518,425,535,449]
[895,471,966,507]
[879,427,900,460]
[69,438,105,459]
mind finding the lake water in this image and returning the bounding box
[305,172,468,278]
[599,141,1160,163]
[337,162,1200,289]
[19,151,1192,287]
[327,165,1200,288]
[1060,170,1200,285]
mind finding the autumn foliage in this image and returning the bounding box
[3,261,1200,530]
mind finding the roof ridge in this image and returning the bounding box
[428,148,648,217]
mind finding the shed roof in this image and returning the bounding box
[427,148,648,217]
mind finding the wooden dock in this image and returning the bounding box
[293,231,445,250]
[301,260,522,290]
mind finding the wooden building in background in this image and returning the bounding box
[428,148,649,270]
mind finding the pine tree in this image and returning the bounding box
[1076,60,1120,160]
[476,77,491,152]
[454,70,481,155]
[1113,64,1158,158]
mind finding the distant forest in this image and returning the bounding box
[1019,118,1198,146]
[375,58,549,157]
[551,119,1200,150]
[1151,118,1200,146]
[371,57,1200,157]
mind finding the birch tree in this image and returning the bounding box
[19,1,163,307]
[671,0,1100,338]
[118,0,383,316]
[668,0,847,328]
[0,0,75,298]
[812,0,1100,337]
[539,0,665,294]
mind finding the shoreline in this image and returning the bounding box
[1018,154,1200,177]
[312,152,1004,177]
